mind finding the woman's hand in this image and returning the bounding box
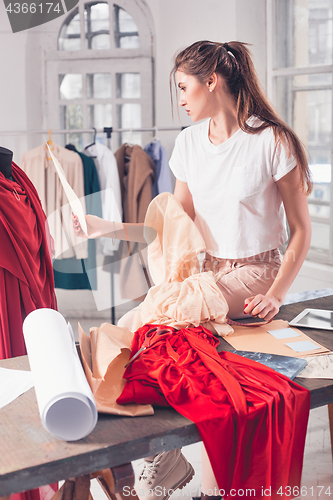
[72,213,88,238]
[244,294,282,321]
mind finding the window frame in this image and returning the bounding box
[43,0,155,150]
[267,0,333,265]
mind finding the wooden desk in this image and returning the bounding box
[0,296,332,497]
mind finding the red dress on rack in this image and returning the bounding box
[117,324,310,500]
[0,162,58,499]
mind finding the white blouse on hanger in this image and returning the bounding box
[85,141,122,255]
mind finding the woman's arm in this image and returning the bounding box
[72,214,148,243]
[73,179,195,242]
[173,179,195,220]
[244,166,312,320]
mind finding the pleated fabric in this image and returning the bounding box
[117,324,310,500]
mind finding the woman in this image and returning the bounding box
[169,40,311,323]
[135,40,312,500]
[74,40,312,500]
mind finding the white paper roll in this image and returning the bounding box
[23,308,97,441]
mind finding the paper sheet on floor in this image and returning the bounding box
[23,308,98,441]
[0,367,34,410]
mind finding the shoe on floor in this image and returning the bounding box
[137,449,195,500]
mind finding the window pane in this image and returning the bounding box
[60,104,83,129]
[66,12,80,35]
[91,34,110,50]
[118,8,138,32]
[87,73,111,98]
[116,73,140,98]
[118,103,142,145]
[310,163,332,187]
[120,130,142,146]
[275,0,333,68]
[59,74,82,100]
[119,36,139,49]
[308,202,330,218]
[308,163,331,214]
[310,221,330,252]
[88,104,112,129]
[118,103,141,128]
[60,105,83,149]
[85,2,110,50]
[62,38,81,51]
[114,5,139,48]
[276,76,332,162]
[89,3,109,31]
[58,11,81,51]
[293,73,332,87]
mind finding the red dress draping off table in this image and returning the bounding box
[118,324,310,500]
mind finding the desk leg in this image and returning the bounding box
[328,403,333,464]
[95,463,139,500]
[50,463,138,500]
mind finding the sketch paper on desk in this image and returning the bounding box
[0,367,34,410]
[23,308,97,441]
[232,351,307,380]
[46,143,88,235]
[297,353,333,379]
[225,319,329,357]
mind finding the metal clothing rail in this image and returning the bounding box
[0,126,183,137]
[1,125,182,324]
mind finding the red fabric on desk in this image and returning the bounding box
[117,324,310,500]
[0,163,57,499]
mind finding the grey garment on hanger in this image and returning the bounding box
[144,140,173,197]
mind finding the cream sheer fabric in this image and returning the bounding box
[132,193,233,336]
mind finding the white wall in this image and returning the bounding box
[0,0,267,159]
[0,0,268,319]
[146,0,267,154]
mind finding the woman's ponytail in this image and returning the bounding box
[171,40,312,194]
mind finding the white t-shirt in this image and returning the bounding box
[169,117,297,259]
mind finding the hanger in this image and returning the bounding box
[153,126,160,143]
[65,143,78,152]
[84,127,97,150]
[46,129,54,160]
[124,129,134,149]
[84,127,97,158]
[124,131,134,161]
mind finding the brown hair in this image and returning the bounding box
[170,40,312,194]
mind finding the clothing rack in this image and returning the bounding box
[1,125,181,325]
[0,126,183,136]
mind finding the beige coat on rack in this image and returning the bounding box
[115,144,155,224]
[111,144,155,300]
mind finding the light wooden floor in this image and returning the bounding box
[90,405,333,500]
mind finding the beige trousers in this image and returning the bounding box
[202,249,282,320]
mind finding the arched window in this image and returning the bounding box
[45,1,154,149]
[58,2,140,51]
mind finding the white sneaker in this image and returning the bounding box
[137,449,195,500]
